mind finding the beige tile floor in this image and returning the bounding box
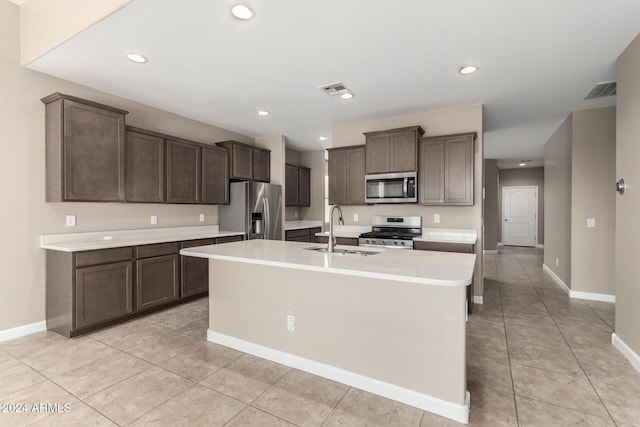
[1,246,639,426]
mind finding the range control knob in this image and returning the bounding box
[393,241,398,245]
[382,240,387,245]
[400,241,405,245]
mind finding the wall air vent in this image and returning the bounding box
[319,82,349,96]
[584,81,617,100]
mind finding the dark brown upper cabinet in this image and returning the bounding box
[42,93,129,202]
[285,164,311,207]
[202,145,230,205]
[166,139,201,204]
[364,126,425,174]
[328,145,365,205]
[216,140,271,182]
[125,126,165,203]
[419,132,476,206]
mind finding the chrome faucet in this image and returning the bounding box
[328,205,344,253]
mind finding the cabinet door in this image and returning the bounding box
[347,147,365,204]
[419,139,445,204]
[231,144,253,180]
[125,130,165,203]
[136,254,179,311]
[298,167,311,207]
[285,164,299,206]
[75,261,133,329]
[63,100,126,201]
[444,135,474,205]
[181,239,215,298]
[167,139,201,203]
[202,145,229,204]
[253,148,271,182]
[389,130,418,172]
[328,149,347,205]
[365,133,390,174]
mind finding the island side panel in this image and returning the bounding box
[208,258,467,406]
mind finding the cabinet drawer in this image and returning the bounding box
[286,229,309,239]
[75,247,133,268]
[135,242,180,259]
[316,236,358,246]
[181,238,215,249]
[216,235,244,244]
[287,235,310,243]
[413,241,474,253]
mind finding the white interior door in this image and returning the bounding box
[502,186,537,247]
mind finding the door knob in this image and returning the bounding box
[616,179,626,195]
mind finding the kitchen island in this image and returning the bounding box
[181,239,476,423]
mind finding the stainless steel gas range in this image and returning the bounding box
[358,215,422,250]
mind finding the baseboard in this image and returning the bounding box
[0,321,46,343]
[473,296,483,305]
[208,329,470,423]
[612,333,640,374]
[542,264,615,302]
[483,250,497,255]
[542,264,570,294]
[569,290,616,303]
[535,244,544,248]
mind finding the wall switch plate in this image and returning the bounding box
[434,214,440,224]
[353,213,359,222]
[287,315,295,331]
[199,213,205,222]
[587,218,596,228]
[65,215,76,227]
[150,215,158,225]
[294,211,298,219]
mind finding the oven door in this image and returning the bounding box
[365,172,417,203]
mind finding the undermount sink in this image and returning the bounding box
[304,246,381,256]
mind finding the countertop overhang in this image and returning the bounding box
[181,239,476,287]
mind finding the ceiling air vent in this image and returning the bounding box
[319,82,348,96]
[584,81,617,100]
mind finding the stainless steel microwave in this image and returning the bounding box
[365,172,417,204]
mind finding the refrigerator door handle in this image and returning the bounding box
[262,197,270,239]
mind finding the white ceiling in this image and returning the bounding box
[26,0,640,167]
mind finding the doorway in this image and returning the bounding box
[502,186,538,247]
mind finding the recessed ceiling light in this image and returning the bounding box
[231,4,255,20]
[257,110,270,116]
[519,162,526,167]
[459,65,478,75]
[126,53,148,63]
[340,92,354,100]
[319,136,328,141]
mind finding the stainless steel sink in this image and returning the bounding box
[304,246,381,256]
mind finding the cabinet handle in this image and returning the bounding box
[616,179,626,195]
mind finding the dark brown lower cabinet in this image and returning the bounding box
[181,239,215,298]
[136,254,179,311]
[315,235,358,246]
[414,241,475,314]
[285,227,322,243]
[75,261,133,329]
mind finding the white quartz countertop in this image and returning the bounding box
[40,225,245,252]
[181,239,476,287]
[285,220,323,231]
[314,225,371,239]
[413,228,478,244]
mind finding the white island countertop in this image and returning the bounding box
[181,239,476,287]
[41,225,245,252]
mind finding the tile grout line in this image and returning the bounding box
[515,250,619,425]
[319,386,351,427]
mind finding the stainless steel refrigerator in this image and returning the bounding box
[219,182,283,240]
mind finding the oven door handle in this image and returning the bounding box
[403,178,408,196]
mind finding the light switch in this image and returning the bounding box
[353,213,359,222]
[587,218,596,228]
[150,215,158,225]
[199,213,205,222]
[65,215,76,227]
[434,214,440,224]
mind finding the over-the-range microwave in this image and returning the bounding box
[365,172,417,204]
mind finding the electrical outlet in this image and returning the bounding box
[556,258,559,267]
[294,211,298,219]
[287,315,295,331]
[150,215,158,225]
[199,213,205,222]
[434,214,440,224]
[65,215,76,227]
[587,218,596,228]
[353,213,359,222]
